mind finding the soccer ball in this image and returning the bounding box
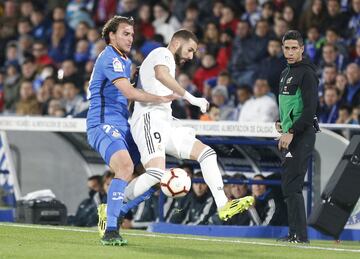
[160,168,191,198]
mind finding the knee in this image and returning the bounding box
[114,161,134,181]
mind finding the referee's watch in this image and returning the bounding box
[288,128,295,134]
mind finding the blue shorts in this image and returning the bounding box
[87,124,141,166]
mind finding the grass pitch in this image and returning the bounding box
[0,223,359,259]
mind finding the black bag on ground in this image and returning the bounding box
[16,199,67,225]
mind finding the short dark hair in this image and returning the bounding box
[102,16,134,45]
[171,29,199,44]
[88,175,102,183]
[282,30,304,46]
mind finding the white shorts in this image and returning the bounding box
[130,111,198,165]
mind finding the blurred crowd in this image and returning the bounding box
[0,0,359,131]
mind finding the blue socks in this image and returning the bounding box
[106,178,127,231]
[120,187,157,216]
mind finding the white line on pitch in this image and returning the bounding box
[0,223,359,253]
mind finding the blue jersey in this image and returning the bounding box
[86,45,132,129]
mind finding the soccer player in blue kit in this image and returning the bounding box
[86,16,173,246]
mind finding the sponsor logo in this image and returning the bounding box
[112,57,123,72]
[286,76,293,84]
[112,192,124,201]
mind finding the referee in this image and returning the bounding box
[276,30,318,243]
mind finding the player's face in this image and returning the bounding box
[282,39,304,64]
[110,23,134,53]
[174,39,197,65]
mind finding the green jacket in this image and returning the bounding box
[278,58,318,134]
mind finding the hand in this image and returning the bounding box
[193,97,209,113]
[277,133,293,150]
[275,122,283,133]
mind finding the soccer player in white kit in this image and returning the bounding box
[127,29,254,221]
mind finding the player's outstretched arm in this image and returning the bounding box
[114,78,175,103]
[155,65,209,113]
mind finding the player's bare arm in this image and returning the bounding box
[154,65,209,113]
[114,78,176,103]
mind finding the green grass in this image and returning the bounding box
[0,223,359,259]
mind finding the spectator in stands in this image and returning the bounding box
[200,103,220,121]
[248,174,286,226]
[348,0,360,42]
[319,87,340,123]
[30,7,50,40]
[3,64,20,112]
[136,3,155,40]
[204,70,236,104]
[62,81,87,116]
[336,73,348,104]
[117,0,138,18]
[354,38,360,66]
[152,2,181,44]
[17,34,34,65]
[47,99,64,117]
[216,29,233,71]
[323,0,350,36]
[0,0,19,44]
[319,43,347,73]
[219,5,239,34]
[304,26,325,65]
[253,19,271,62]
[325,27,348,59]
[60,60,83,91]
[299,0,327,35]
[349,105,360,125]
[169,171,216,225]
[19,0,33,18]
[74,39,90,69]
[72,175,103,227]
[336,104,352,124]
[273,17,289,40]
[232,86,252,121]
[345,63,360,106]
[239,79,278,122]
[319,64,338,97]
[36,86,51,115]
[4,41,19,68]
[241,0,261,28]
[193,53,221,94]
[48,20,75,64]
[203,21,220,56]
[257,38,287,96]
[261,1,275,25]
[210,0,225,22]
[210,86,234,121]
[15,80,40,115]
[17,17,32,37]
[282,5,297,30]
[229,20,257,86]
[32,41,54,67]
[75,21,90,41]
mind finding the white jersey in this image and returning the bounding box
[132,47,176,121]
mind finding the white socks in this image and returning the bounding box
[124,168,164,200]
[197,147,228,208]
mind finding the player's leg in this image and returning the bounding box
[124,112,168,202]
[190,140,254,220]
[87,124,133,245]
[167,127,254,221]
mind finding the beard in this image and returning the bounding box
[174,46,188,66]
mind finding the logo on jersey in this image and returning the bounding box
[286,76,293,84]
[112,57,123,72]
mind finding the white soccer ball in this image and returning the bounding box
[160,168,191,198]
